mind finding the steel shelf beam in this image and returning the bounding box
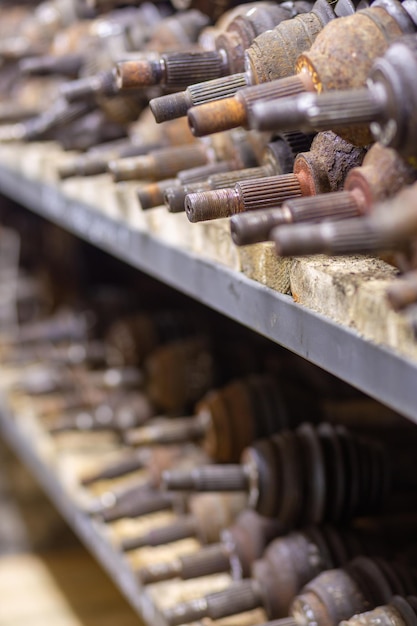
[0,166,416,422]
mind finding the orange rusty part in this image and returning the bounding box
[296,7,404,145]
[296,8,403,93]
[115,58,162,90]
[187,97,246,137]
[294,155,327,196]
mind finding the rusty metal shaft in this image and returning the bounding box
[122,515,198,552]
[271,185,417,257]
[250,86,388,133]
[230,191,362,246]
[138,544,231,585]
[150,73,249,123]
[163,465,249,492]
[185,175,303,223]
[164,579,262,626]
[187,74,309,137]
[116,51,227,90]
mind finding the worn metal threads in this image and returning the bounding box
[317,220,385,254]
[207,580,261,619]
[241,74,308,115]
[237,175,303,212]
[164,161,238,213]
[272,219,379,257]
[283,191,361,223]
[163,465,248,491]
[250,84,386,134]
[304,88,387,128]
[184,173,303,223]
[163,51,226,86]
[179,544,231,579]
[255,88,387,134]
[209,166,269,189]
[150,73,249,123]
[187,72,249,105]
[185,188,240,222]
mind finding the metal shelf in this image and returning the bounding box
[0,165,417,422]
[0,401,168,626]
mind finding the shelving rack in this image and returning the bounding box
[0,163,416,423]
[1,146,417,626]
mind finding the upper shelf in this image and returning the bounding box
[0,164,416,423]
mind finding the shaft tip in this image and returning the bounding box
[185,188,240,222]
[150,92,190,123]
[115,59,161,90]
[230,208,288,246]
[187,98,246,137]
[164,186,188,213]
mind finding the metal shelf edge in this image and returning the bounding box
[0,166,417,423]
[0,403,168,626]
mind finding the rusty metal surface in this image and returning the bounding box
[345,143,417,208]
[292,568,368,626]
[246,11,324,84]
[294,131,366,195]
[296,7,404,144]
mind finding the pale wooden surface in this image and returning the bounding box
[0,549,145,626]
